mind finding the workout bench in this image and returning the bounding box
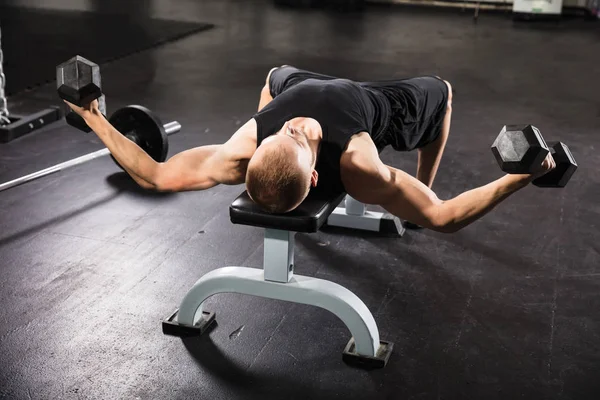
[163,190,404,369]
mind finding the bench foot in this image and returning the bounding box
[342,337,394,369]
[327,195,405,237]
[162,309,216,337]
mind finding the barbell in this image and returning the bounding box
[0,105,180,192]
[0,55,182,193]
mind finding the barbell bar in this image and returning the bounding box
[0,119,180,192]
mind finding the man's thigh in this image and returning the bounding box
[268,65,339,97]
[372,76,450,151]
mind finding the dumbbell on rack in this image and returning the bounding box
[491,125,578,188]
[0,55,181,192]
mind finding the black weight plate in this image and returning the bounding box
[108,105,169,169]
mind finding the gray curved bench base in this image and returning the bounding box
[163,191,394,369]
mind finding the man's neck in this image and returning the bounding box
[306,125,323,164]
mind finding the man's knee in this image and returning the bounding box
[265,67,279,86]
[443,80,453,108]
[265,65,290,85]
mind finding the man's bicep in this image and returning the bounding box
[377,166,444,229]
[158,145,223,191]
[342,156,443,229]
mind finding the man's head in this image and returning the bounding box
[246,117,321,213]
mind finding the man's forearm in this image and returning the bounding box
[120,165,156,189]
[417,147,443,188]
[438,174,531,232]
[86,114,161,185]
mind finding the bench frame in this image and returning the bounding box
[163,195,401,369]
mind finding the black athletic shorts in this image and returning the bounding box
[268,66,450,152]
[363,76,450,151]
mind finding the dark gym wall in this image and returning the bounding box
[0,0,217,96]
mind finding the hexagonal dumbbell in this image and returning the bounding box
[56,55,107,132]
[531,141,578,188]
[491,125,577,188]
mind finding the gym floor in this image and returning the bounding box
[1,1,599,399]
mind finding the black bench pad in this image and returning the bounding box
[230,190,346,233]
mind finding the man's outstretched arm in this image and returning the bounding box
[379,167,534,233]
[65,100,256,192]
[341,133,555,233]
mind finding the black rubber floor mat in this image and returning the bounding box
[0,7,214,95]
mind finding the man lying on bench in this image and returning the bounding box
[65,65,555,231]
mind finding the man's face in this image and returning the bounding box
[249,117,320,194]
[264,117,318,167]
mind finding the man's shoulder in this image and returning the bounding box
[342,131,376,152]
[222,118,258,161]
[340,132,380,170]
[338,131,391,200]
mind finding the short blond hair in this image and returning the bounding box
[246,145,311,213]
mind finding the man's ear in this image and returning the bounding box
[310,169,319,187]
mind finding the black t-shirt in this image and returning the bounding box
[253,68,390,194]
